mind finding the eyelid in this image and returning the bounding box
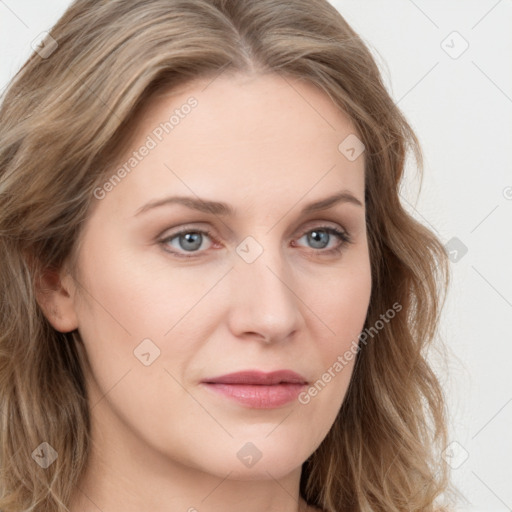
[158,220,353,258]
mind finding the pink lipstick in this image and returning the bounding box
[201,370,308,409]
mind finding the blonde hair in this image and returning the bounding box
[0,0,456,510]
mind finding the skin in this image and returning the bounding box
[37,72,371,512]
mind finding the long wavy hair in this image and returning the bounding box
[0,0,456,510]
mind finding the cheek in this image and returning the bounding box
[292,256,371,420]
[74,231,201,337]
[302,256,372,352]
[72,237,222,394]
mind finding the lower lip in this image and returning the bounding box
[202,382,307,408]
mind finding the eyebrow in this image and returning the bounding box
[134,189,363,217]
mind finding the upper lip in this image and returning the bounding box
[202,370,308,385]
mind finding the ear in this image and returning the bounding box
[35,264,79,333]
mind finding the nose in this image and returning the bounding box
[226,245,303,345]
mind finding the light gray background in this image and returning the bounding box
[1,1,511,510]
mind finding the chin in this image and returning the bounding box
[218,446,304,480]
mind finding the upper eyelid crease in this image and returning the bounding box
[160,220,352,244]
[134,190,364,217]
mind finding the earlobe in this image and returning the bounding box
[35,265,79,333]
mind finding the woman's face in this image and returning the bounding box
[51,72,371,484]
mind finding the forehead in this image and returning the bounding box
[98,72,365,216]
[140,71,358,148]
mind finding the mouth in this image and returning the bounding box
[201,370,309,409]
[201,369,308,385]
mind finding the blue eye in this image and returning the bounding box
[295,227,351,251]
[162,229,214,255]
[160,225,352,259]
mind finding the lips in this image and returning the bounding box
[201,370,308,385]
[201,370,309,408]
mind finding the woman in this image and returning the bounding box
[0,0,456,510]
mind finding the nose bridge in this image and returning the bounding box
[228,234,301,341]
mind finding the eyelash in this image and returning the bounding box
[159,224,353,259]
